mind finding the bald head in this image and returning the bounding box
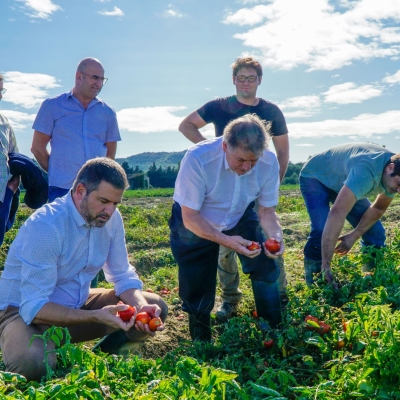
[76,57,104,74]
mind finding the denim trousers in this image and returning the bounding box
[300,176,386,261]
[169,202,280,318]
[48,186,69,203]
[0,186,20,247]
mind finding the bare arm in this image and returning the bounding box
[335,193,393,255]
[321,185,357,272]
[258,204,285,258]
[271,134,289,182]
[178,111,208,144]
[105,142,117,159]
[31,130,51,172]
[181,205,259,258]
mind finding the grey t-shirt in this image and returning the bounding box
[300,143,395,200]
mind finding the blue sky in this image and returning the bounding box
[1,0,400,163]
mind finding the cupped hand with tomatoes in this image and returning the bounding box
[133,303,165,336]
[263,236,284,259]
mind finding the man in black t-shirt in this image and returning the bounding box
[179,57,289,321]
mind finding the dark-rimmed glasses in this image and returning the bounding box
[236,75,258,83]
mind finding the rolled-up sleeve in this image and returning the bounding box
[103,211,143,295]
[32,99,53,136]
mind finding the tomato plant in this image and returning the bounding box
[247,241,260,251]
[304,315,320,331]
[317,322,330,335]
[119,305,136,322]
[135,312,151,325]
[265,239,280,254]
[149,317,162,331]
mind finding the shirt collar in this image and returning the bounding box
[65,190,89,227]
[67,90,102,109]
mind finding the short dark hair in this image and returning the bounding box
[223,114,271,157]
[72,157,129,194]
[389,154,400,177]
[232,57,263,77]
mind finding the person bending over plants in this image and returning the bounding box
[0,158,167,381]
[300,143,400,287]
[169,114,284,342]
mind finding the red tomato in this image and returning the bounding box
[343,321,349,332]
[372,330,379,337]
[135,312,151,325]
[335,340,345,349]
[252,310,258,318]
[247,241,260,251]
[263,339,274,349]
[118,305,136,322]
[317,322,331,335]
[145,288,154,293]
[148,317,162,332]
[265,239,281,254]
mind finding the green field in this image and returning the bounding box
[1,188,400,399]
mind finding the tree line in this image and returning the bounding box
[121,160,304,189]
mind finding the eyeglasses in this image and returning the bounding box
[236,75,258,83]
[0,88,6,94]
[81,72,108,85]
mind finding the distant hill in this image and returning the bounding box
[116,150,187,171]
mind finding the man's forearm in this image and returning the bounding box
[32,151,49,172]
[258,207,282,240]
[321,211,346,268]
[33,302,97,326]
[351,207,385,239]
[179,121,207,144]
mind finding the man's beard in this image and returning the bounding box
[80,196,110,227]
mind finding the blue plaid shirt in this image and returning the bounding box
[0,192,142,325]
[32,91,121,189]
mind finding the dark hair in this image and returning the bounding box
[389,154,400,177]
[223,114,271,157]
[232,57,263,77]
[72,157,129,194]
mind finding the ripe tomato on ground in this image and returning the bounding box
[265,239,281,254]
[148,317,162,331]
[247,241,260,251]
[335,340,345,349]
[263,339,274,349]
[135,312,151,325]
[118,305,136,322]
[252,310,258,318]
[317,322,331,335]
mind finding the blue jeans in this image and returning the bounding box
[300,176,386,261]
[48,186,69,203]
[169,202,280,319]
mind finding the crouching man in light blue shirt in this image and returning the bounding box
[0,158,167,382]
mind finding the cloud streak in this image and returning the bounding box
[2,71,61,109]
[98,6,124,17]
[323,82,382,104]
[0,110,36,130]
[223,0,400,71]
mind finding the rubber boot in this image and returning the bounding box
[92,330,129,355]
[90,273,99,288]
[251,279,282,329]
[188,313,211,342]
[304,258,322,287]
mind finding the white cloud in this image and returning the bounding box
[278,95,321,118]
[2,71,61,109]
[117,106,187,133]
[295,143,316,147]
[288,110,400,139]
[163,9,183,18]
[383,70,400,84]
[223,0,400,71]
[98,6,124,17]
[0,110,36,130]
[17,0,62,19]
[323,82,382,104]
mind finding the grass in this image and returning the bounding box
[3,186,400,398]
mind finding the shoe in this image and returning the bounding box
[215,302,239,322]
[280,294,289,308]
[92,330,130,355]
[189,313,212,342]
[361,260,375,273]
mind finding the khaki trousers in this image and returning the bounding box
[0,289,167,382]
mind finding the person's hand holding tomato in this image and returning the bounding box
[133,303,165,336]
[263,236,284,259]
